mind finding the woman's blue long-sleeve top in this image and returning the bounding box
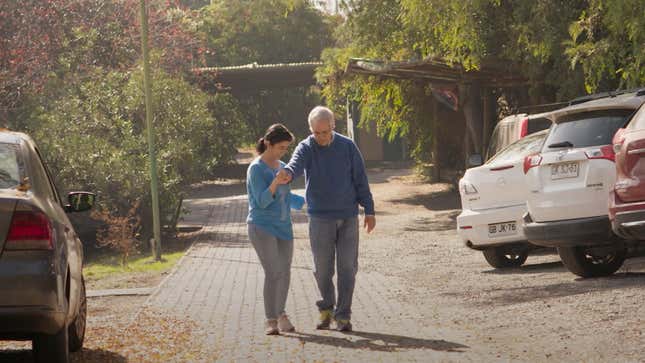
[246,157,305,241]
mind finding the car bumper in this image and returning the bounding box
[0,251,66,337]
[612,209,645,240]
[457,204,528,249]
[0,307,66,338]
[523,214,615,247]
[609,190,645,240]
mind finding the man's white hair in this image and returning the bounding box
[308,106,335,128]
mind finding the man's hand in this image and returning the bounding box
[276,169,292,184]
[363,215,376,233]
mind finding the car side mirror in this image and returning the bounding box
[66,192,96,213]
[467,154,483,168]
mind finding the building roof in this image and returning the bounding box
[193,62,322,93]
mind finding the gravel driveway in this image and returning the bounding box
[362,166,645,362]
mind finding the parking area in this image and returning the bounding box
[366,167,645,361]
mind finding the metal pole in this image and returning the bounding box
[139,0,162,261]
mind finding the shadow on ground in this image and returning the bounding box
[286,330,468,353]
[390,189,461,211]
[405,211,459,232]
[447,269,645,307]
[0,348,126,363]
[193,231,251,248]
[481,260,565,275]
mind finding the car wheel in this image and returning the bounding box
[482,248,528,268]
[33,323,69,363]
[557,245,626,278]
[68,276,87,352]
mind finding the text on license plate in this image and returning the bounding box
[488,222,517,237]
[551,162,579,180]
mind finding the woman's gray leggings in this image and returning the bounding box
[248,224,293,320]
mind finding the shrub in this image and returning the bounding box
[27,66,246,243]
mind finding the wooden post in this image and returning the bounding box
[461,82,483,165]
[482,88,495,157]
[431,96,440,181]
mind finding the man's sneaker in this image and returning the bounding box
[316,310,333,330]
[265,319,279,335]
[336,319,352,332]
[278,313,295,332]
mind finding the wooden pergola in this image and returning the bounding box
[345,57,529,174]
[346,58,526,87]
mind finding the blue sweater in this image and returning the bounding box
[285,132,374,219]
[246,158,305,241]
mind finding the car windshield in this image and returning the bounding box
[487,131,548,164]
[0,143,22,189]
[542,109,634,151]
[485,123,517,160]
[527,117,552,134]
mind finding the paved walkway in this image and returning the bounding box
[142,194,470,362]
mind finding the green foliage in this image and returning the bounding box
[318,0,643,164]
[26,67,246,221]
[198,0,337,140]
[200,0,335,66]
[2,0,248,253]
[1,0,205,124]
[565,0,645,92]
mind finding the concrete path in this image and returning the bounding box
[141,194,469,362]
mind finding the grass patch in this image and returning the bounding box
[84,250,185,283]
[83,233,195,290]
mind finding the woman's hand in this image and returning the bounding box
[275,171,291,185]
[269,171,291,195]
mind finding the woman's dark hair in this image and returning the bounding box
[256,123,294,154]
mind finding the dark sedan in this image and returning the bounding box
[0,131,94,363]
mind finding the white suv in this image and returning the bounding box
[458,130,549,268]
[523,90,645,277]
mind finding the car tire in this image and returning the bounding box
[557,245,626,278]
[482,248,528,268]
[33,323,70,363]
[68,276,87,352]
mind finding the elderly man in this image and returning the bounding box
[279,106,375,332]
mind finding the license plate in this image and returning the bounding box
[488,222,517,237]
[551,162,579,180]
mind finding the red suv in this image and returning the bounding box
[610,100,645,239]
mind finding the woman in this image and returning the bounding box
[246,123,304,335]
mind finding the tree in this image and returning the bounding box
[1,0,205,126]
[198,0,337,139]
[317,0,643,165]
[200,0,335,66]
[565,0,645,92]
[27,67,246,241]
[1,0,246,253]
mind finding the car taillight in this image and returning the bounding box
[612,127,626,155]
[585,145,615,162]
[523,154,542,174]
[4,210,53,250]
[519,117,529,138]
